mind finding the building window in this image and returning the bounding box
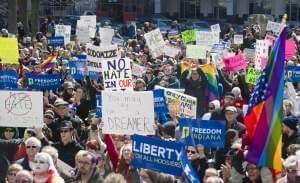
[249,0,271,14]
[286,0,300,21]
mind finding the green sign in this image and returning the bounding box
[246,68,261,85]
[181,30,196,44]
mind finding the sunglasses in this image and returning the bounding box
[60,130,70,133]
[26,146,37,149]
[186,149,196,154]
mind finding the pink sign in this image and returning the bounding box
[285,40,297,60]
[224,54,248,72]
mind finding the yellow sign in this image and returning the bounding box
[0,37,20,64]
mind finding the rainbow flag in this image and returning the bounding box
[41,54,57,69]
[200,63,219,101]
[244,28,286,171]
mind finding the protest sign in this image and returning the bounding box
[76,21,90,44]
[181,147,201,183]
[167,29,179,39]
[102,91,155,135]
[0,90,43,128]
[55,25,71,45]
[163,44,180,58]
[180,118,226,148]
[285,40,297,60]
[155,86,197,118]
[68,61,86,80]
[265,34,275,46]
[244,48,256,62]
[266,21,284,35]
[0,70,18,89]
[234,34,243,45]
[100,28,115,46]
[210,52,224,69]
[196,31,219,46]
[181,30,196,44]
[246,68,261,85]
[101,57,133,91]
[47,36,64,47]
[96,95,102,118]
[144,28,165,58]
[255,40,269,70]
[153,89,168,113]
[132,134,183,176]
[186,45,209,59]
[89,71,99,80]
[111,37,125,46]
[224,54,248,72]
[286,66,300,83]
[75,55,87,62]
[211,24,221,33]
[211,43,225,53]
[25,73,61,90]
[0,37,20,64]
[131,63,146,77]
[79,15,96,29]
[86,44,119,72]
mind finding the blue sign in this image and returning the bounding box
[25,73,61,90]
[111,37,125,46]
[211,43,225,53]
[68,61,86,80]
[47,36,64,47]
[0,70,18,89]
[75,55,87,62]
[181,147,201,183]
[179,118,226,148]
[89,71,99,80]
[132,135,183,176]
[153,89,168,113]
[286,66,300,83]
[96,95,102,118]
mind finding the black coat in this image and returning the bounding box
[180,69,209,117]
[191,157,208,179]
[282,130,300,158]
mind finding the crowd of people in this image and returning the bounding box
[0,15,300,183]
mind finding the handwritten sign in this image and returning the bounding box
[255,40,269,70]
[196,31,219,46]
[181,30,196,44]
[246,68,261,85]
[100,28,115,46]
[0,90,43,128]
[210,24,221,33]
[266,21,284,35]
[163,44,180,58]
[101,57,133,91]
[286,40,297,60]
[55,25,71,45]
[144,28,165,58]
[234,34,243,45]
[186,45,209,59]
[76,21,90,44]
[244,48,256,62]
[224,54,248,72]
[132,63,146,77]
[102,91,155,135]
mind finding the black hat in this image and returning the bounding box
[283,116,298,131]
[58,120,73,129]
[161,121,176,138]
[54,98,69,107]
[85,109,97,122]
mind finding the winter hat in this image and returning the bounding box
[160,121,176,138]
[283,116,299,131]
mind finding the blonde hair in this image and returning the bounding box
[7,163,23,173]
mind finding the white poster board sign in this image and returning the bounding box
[132,63,146,77]
[234,34,243,45]
[266,21,285,35]
[255,40,269,70]
[86,44,119,72]
[55,25,71,45]
[76,21,90,44]
[163,44,180,58]
[210,24,221,33]
[186,45,209,59]
[0,90,43,128]
[80,15,96,29]
[101,57,133,91]
[144,28,165,58]
[196,31,219,46]
[155,86,197,118]
[102,91,155,135]
[100,28,115,46]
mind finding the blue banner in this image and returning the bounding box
[211,43,225,53]
[153,89,168,113]
[111,37,125,46]
[179,118,226,148]
[68,61,86,80]
[96,95,102,118]
[181,147,201,183]
[286,66,300,83]
[89,71,99,80]
[25,73,61,90]
[0,70,18,89]
[132,135,183,176]
[75,55,87,62]
[47,36,64,47]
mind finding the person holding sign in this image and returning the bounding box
[185,145,208,179]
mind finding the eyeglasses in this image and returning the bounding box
[60,130,70,133]
[186,149,196,154]
[8,172,16,176]
[26,146,37,149]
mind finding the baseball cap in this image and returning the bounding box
[225,106,237,113]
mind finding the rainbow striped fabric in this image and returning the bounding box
[41,54,57,68]
[200,63,220,101]
[244,28,286,171]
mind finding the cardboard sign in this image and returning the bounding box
[155,86,197,118]
[255,40,269,70]
[55,25,71,45]
[234,34,243,45]
[101,57,133,91]
[196,31,219,46]
[224,54,248,72]
[0,90,43,128]
[186,45,209,59]
[132,134,183,176]
[246,68,261,85]
[0,70,18,89]
[181,30,196,44]
[163,44,180,58]
[286,40,297,60]
[0,38,20,64]
[131,63,146,77]
[144,28,165,58]
[86,44,119,72]
[180,118,226,148]
[100,28,115,46]
[210,24,221,33]
[102,91,155,135]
